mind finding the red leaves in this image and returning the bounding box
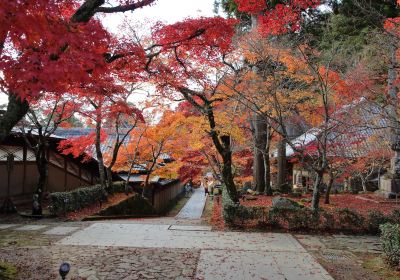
[234,0,320,35]
[210,198,226,230]
[235,0,266,14]
[153,17,237,54]
[58,131,107,161]
[107,101,144,122]
[0,0,116,101]
[242,193,400,216]
[259,4,301,35]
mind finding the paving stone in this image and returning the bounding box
[15,225,47,231]
[169,225,212,231]
[295,235,326,251]
[43,226,79,235]
[196,249,334,280]
[0,224,18,229]
[59,223,305,252]
[175,188,206,219]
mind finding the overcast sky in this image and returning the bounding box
[0,0,218,106]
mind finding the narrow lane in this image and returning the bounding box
[175,187,206,219]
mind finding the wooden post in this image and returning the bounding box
[64,157,67,191]
[22,145,27,194]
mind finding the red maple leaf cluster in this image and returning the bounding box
[234,0,320,35]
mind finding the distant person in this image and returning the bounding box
[203,178,209,197]
[185,180,193,197]
[207,179,214,200]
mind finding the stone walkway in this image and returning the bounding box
[59,222,333,280]
[175,187,206,219]
[0,220,387,279]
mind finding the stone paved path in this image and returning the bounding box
[59,222,333,280]
[175,187,206,219]
[1,220,386,279]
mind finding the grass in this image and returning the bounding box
[166,194,191,217]
[0,261,18,279]
[363,256,400,280]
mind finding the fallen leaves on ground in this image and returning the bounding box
[241,193,400,216]
[66,193,134,221]
[210,199,226,231]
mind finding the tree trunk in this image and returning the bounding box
[33,144,47,215]
[264,124,272,195]
[0,95,29,142]
[125,162,135,193]
[106,167,113,192]
[220,135,239,203]
[360,175,367,192]
[277,137,287,190]
[142,173,153,201]
[95,120,107,191]
[311,170,324,211]
[252,113,267,193]
[324,171,334,204]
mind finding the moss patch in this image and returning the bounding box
[0,261,18,279]
[363,256,400,280]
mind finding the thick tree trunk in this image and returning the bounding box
[277,137,287,190]
[0,95,29,142]
[311,170,324,211]
[324,171,334,204]
[252,113,267,193]
[106,167,113,192]
[95,120,107,191]
[220,135,239,203]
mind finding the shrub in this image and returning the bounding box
[268,206,329,231]
[49,182,130,215]
[336,208,365,232]
[221,187,263,226]
[317,210,335,231]
[272,197,302,209]
[389,209,400,224]
[367,210,389,234]
[110,181,129,193]
[299,198,311,204]
[290,191,302,198]
[380,223,400,269]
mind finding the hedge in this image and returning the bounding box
[221,186,399,233]
[49,181,129,215]
[221,187,263,226]
[380,223,400,269]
